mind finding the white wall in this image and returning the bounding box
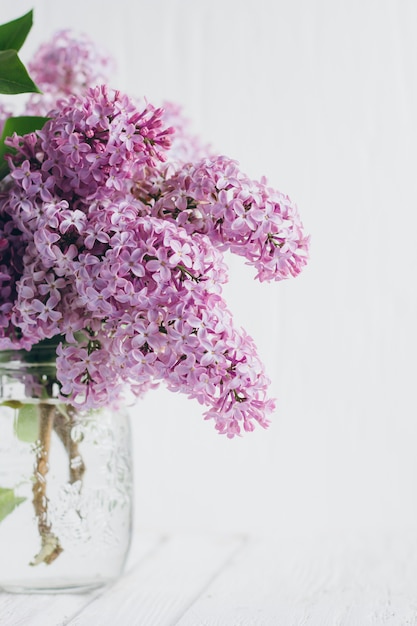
[3,0,417,536]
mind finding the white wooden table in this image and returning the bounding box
[2,529,417,625]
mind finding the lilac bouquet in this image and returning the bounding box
[0,12,309,439]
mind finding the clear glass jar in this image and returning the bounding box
[0,346,133,593]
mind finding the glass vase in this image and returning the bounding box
[0,346,133,593]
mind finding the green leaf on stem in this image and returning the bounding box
[0,115,48,179]
[0,400,24,409]
[0,487,26,523]
[14,404,39,443]
[0,49,40,94]
[0,10,33,52]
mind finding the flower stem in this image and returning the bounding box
[53,406,86,484]
[30,403,63,566]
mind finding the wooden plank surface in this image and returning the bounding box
[2,530,417,625]
[177,531,417,626]
[66,532,244,626]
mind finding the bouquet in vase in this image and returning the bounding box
[0,10,309,585]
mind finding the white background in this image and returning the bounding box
[2,0,417,538]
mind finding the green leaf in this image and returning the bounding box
[0,49,41,94]
[0,400,24,409]
[14,404,39,443]
[0,487,26,523]
[0,115,48,180]
[0,10,33,52]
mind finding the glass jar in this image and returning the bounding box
[0,346,133,593]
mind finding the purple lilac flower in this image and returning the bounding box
[6,86,173,209]
[25,30,114,116]
[161,101,212,165]
[0,39,310,436]
[0,208,31,349]
[137,156,310,282]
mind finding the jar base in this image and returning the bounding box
[0,578,113,594]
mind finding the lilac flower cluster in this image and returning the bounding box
[26,30,114,116]
[160,101,213,165]
[140,157,309,282]
[0,34,309,437]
